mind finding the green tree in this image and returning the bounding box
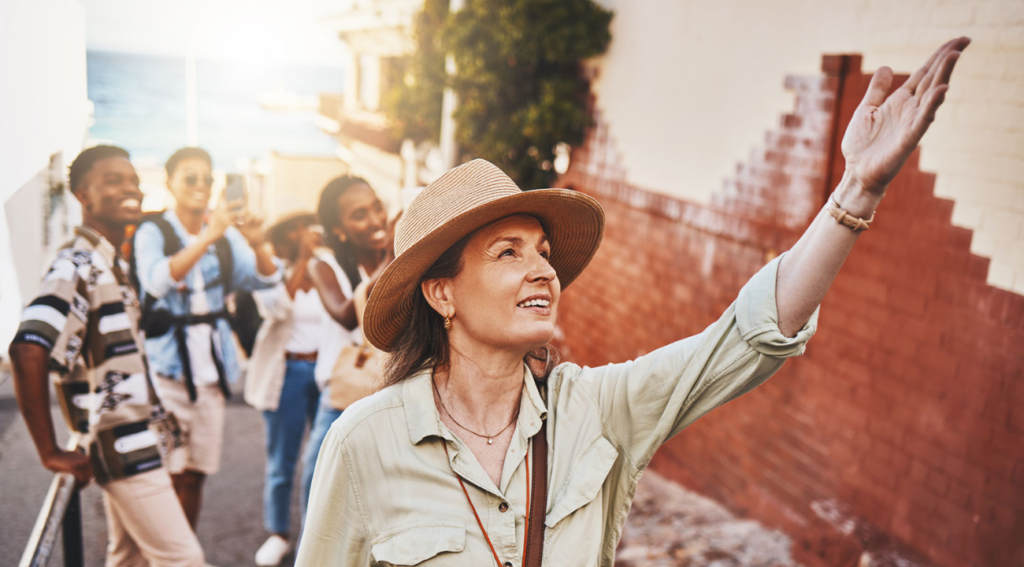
[383,0,449,144]
[386,0,612,188]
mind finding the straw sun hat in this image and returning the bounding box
[264,208,317,243]
[363,159,605,351]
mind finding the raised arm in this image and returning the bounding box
[237,213,279,278]
[167,206,234,283]
[309,260,358,330]
[310,212,400,330]
[776,37,969,336]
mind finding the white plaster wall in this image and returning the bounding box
[590,0,1024,294]
[0,0,88,347]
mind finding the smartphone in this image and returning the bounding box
[224,174,247,214]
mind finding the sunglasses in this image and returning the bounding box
[184,173,215,187]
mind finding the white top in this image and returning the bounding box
[184,234,220,386]
[285,287,325,354]
[244,251,359,411]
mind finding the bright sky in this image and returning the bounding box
[83,0,351,67]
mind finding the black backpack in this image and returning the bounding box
[126,212,235,324]
[126,212,264,399]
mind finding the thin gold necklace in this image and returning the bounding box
[432,377,520,445]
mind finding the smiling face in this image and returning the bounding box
[335,183,388,254]
[74,156,143,229]
[427,214,560,355]
[167,156,214,212]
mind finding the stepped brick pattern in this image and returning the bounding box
[556,56,1024,567]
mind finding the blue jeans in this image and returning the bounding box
[299,387,343,522]
[262,360,320,535]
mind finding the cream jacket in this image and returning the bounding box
[296,254,818,566]
[243,251,355,411]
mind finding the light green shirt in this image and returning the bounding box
[297,254,818,566]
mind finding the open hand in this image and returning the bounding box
[841,37,970,196]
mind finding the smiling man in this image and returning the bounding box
[8,145,205,566]
[131,147,280,532]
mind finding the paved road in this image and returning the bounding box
[0,371,300,567]
[0,368,800,567]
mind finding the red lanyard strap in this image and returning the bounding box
[443,442,514,567]
[442,419,548,567]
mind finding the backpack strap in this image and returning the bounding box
[211,236,234,295]
[131,214,183,316]
[130,214,234,403]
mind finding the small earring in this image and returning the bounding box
[444,316,451,330]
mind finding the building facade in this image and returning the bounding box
[319,0,426,211]
[554,2,1024,566]
[0,0,89,349]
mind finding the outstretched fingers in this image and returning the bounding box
[904,38,955,94]
[931,49,962,93]
[914,37,971,97]
[910,82,949,144]
[861,66,894,108]
[914,43,956,97]
[908,42,965,143]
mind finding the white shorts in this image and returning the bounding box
[156,376,226,476]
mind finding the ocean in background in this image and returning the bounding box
[87,50,345,169]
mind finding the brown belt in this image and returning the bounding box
[285,351,318,363]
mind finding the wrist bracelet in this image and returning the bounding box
[827,194,875,232]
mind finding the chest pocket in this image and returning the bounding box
[371,523,465,565]
[545,436,619,528]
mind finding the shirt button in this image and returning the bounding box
[498,502,509,512]
[504,562,512,567]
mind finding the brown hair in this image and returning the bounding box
[380,222,560,389]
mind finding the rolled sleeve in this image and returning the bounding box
[254,259,283,287]
[224,228,280,291]
[12,255,88,371]
[574,252,819,470]
[735,252,818,358]
[133,222,180,299]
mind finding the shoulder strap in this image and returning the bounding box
[212,237,234,294]
[525,385,548,567]
[149,215,183,256]
[129,213,181,309]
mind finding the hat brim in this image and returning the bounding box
[265,212,317,241]
[363,189,605,352]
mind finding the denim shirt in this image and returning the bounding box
[134,211,281,383]
[296,253,820,567]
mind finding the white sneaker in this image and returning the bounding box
[255,535,292,567]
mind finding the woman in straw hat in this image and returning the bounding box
[296,38,969,566]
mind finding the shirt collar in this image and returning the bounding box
[403,364,548,446]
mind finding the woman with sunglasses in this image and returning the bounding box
[133,147,281,532]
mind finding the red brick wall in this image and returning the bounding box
[555,56,1024,567]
